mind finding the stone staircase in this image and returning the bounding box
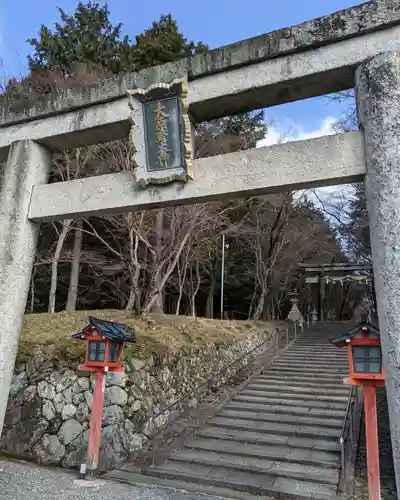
[110,324,353,499]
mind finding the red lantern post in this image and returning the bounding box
[72,317,135,477]
[332,321,384,500]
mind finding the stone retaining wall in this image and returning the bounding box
[0,327,279,470]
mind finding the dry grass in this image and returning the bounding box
[19,310,277,363]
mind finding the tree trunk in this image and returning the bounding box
[191,260,201,317]
[65,219,83,312]
[151,210,165,313]
[154,280,164,311]
[125,229,141,314]
[142,229,192,316]
[253,290,266,321]
[205,279,215,318]
[48,220,71,314]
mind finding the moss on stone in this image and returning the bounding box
[18,310,278,364]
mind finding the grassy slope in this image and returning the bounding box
[19,310,278,363]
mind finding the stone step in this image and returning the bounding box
[168,449,340,486]
[246,383,349,397]
[289,346,339,350]
[290,346,337,349]
[184,437,341,468]
[217,409,343,428]
[279,352,349,364]
[249,379,350,392]
[207,417,341,439]
[148,461,339,499]
[107,470,270,500]
[266,368,347,380]
[233,394,347,410]
[226,400,345,419]
[278,360,347,367]
[255,375,345,387]
[268,366,348,376]
[272,360,348,369]
[197,425,342,452]
[240,389,349,404]
[280,354,348,362]
[277,349,343,355]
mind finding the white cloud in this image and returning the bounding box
[257,116,338,148]
[256,116,354,212]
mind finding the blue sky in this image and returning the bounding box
[0,0,363,138]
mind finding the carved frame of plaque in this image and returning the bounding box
[127,78,192,187]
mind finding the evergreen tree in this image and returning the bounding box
[132,14,207,70]
[345,183,371,262]
[27,1,135,73]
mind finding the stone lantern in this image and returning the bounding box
[287,290,304,323]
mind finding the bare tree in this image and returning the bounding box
[65,219,83,312]
[48,219,72,313]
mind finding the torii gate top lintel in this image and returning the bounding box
[0,1,398,139]
[0,1,398,221]
[2,2,400,495]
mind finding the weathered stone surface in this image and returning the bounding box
[132,400,142,413]
[103,405,124,426]
[104,386,128,407]
[2,1,400,127]
[72,391,85,406]
[37,381,56,401]
[22,398,42,420]
[1,418,48,454]
[130,358,146,372]
[48,372,62,387]
[30,133,366,222]
[75,402,89,423]
[72,377,90,393]
[4,405,22,427]
[356,50,400,494]
[84,390,93,407]
[121,420,144,454]
[33,434,65,464]
[106,372,127,388]
[56,370,77,393]
[42,400,56,421]
[61,404,77,420]
[58,419,83,445]
[53,392,66,414]
[129,385,143,400]
[97,424,128,471]
[23,385,37,404]
[10,372,28,397]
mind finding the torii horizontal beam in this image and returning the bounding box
[28,131,364,221]
[1,2,400,161]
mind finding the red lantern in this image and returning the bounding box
[73,317,135,373]
[332,321,384,500]
[72,317,135,477]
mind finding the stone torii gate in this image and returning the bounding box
[1,0,400,490]
[298,263,373,321]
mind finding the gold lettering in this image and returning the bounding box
[154,101,170,167]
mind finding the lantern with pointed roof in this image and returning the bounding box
[72,317,136,373]
[331,319,384,386]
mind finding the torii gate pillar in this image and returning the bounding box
[356,50,400,493]
[0,140,52,437]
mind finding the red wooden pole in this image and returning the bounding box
[364,384,381,500]
[86,370,105,477]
